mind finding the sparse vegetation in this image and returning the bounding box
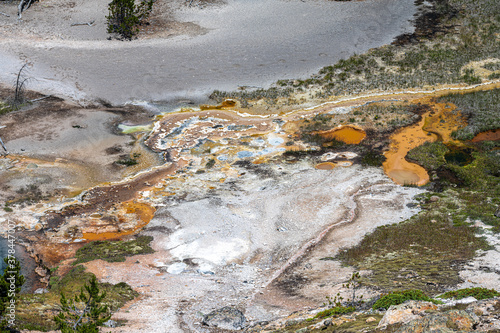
[54,275,111,332]
[439,89,500,140]
[210,0,500,109]
[335,190,490,294]
[115,153,140,166]
[73,235,154,264]
[17,265,137,331]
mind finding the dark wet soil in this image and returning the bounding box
[392,0,457,46]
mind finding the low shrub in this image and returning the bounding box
[440,287,500,300]
[314,306,355,319]
[372,289,438,310]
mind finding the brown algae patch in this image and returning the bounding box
[472,128,500,142]
[314,125,366,144]
[199,99,237,110]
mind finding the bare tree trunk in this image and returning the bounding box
[17,0,34,19]
[0,137,7,154]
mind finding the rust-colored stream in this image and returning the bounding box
[383,99,465,186]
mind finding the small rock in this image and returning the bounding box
[494,207,500,218]
[366,316,377,323]
[285,319,299,327]
[34,288,48,294]
[378,301,438,327]
[430,196,439,202]
[202,307,246,330]
[103,319,117,328]
[167,262,187,274]
[323,319,332,326]
[26,163,38,169]
[399,309,478,332]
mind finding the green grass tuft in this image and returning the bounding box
[314,306,356,319]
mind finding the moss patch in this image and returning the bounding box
[314,306,355,319]
[73,235,154,264]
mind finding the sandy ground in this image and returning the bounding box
[0,0,415,105]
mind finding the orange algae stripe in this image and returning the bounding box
[472,129,500,142]
[316,162,336,170]
[383,100,465,186]
[315,126,366,144]
[82,201,156,241]
[383,108,435,186]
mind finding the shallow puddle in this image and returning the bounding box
[82,201,155,241]
[315,162,336,170]
[315,125,366,144]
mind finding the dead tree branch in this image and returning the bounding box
[17,0,36,19]
[0,137,8,154]
[70,20,95,27]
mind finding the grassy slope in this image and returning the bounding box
[211,0,500,106]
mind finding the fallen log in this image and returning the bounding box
[29,95,51,103]
[70,20,95,27]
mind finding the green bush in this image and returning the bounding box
[107,0,153,39]
[314,306,355,319]
[372,289,438,310]
[440,287,500,300]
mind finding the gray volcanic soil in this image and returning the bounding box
[86,163,423,332]
[0,0,415,104]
